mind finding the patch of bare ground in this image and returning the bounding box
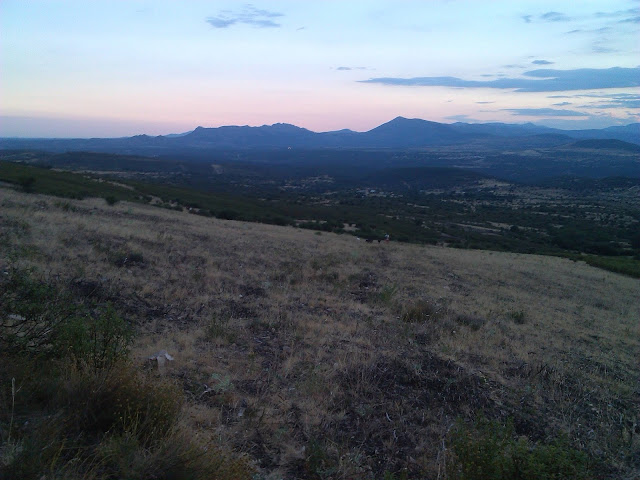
[1,188,638,478]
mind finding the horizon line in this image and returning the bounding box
[0,115,637,140]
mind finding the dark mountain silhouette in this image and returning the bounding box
[180,123,319,148]
[355,117,487,147]
[0,117,637,154]
[562,123,640,144]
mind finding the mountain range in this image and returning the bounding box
[1,117,638,155]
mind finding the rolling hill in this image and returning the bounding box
[1,186,638,478]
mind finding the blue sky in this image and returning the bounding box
[1,0,638,137]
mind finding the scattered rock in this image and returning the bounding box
[148,349,174,372]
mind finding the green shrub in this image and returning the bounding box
[18,175,35,192]
[0,268,132,371]
[59,303,133,373]
[1,363,253,480]
[447,417,592,480]
[203,315,236,344]
[508,310,526,325]
[105,195,119,206]
[378,284,398,305]
[0,267,77,357]
[305,438,337,479]
[0,268,252,480]
[59,364,183,445]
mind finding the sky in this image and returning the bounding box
[1,0,639,137]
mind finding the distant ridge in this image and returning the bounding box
[0,117,638,153]
[568,139,640,152]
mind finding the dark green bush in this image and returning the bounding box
[0,267,77,357]
[508,310,526,325]
[0,268,253,480]
[59,303,132,372]
[105,195,119,205]
[18,175,35,192]
[1,268,132,370]
[377,284,398,305]
[447,417,592,480]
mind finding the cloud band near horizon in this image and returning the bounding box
[360,67,640,92]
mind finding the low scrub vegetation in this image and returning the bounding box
[2,157,639,279]
[0,268,252,480]
[1,188,638,479]
[580,254,640,278]
[446,417,592,480]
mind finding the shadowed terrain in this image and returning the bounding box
[1,186,638,478]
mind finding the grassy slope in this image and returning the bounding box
[1,188,639,478]
[0,160,141,201]
[3,159,640,279]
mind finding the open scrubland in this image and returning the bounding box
[1,187,639,479]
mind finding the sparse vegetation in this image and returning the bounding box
[401,299,440,322]
[1,186,638,479]
[507,309,526,324]
[0,266,252,480]
[2,151,639,281]
[455,313,486,331]
[446,417,592,480]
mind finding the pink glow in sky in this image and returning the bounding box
[1,1,638,137]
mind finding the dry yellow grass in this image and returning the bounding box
[1,188,638,478]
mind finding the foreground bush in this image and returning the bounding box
[0,268,252,480]
[446,417,593,480]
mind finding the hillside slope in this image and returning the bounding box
[1,188,638,478]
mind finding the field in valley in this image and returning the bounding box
[1,187,639,479]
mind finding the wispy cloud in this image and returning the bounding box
[522,12,571,23]
[336,66,369,71]
[532,60,554,65]
[360,67,640,92]
[547,93,640,108]
[503,108,588,117]
[551,102,572,106]
[564,26,620,55]
[618,16,640,24]
[595,8,634,17]
[594,8,638,21]
[546,93,640,110]
[523,9,637,25]
[580,93,640,109]
[206,4,284,29]
[591,41,618,54]
[540,11,571,22]
[566,27,612,35]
